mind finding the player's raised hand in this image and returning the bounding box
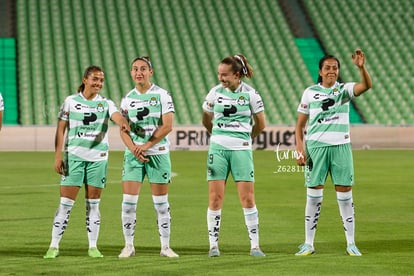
[351,49,365,68]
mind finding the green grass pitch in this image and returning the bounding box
[0,150,413,275]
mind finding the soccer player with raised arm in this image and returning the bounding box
[295,49,372,256]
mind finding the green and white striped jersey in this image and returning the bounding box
[120,84,175,155]
[58,92,119,161]
[297,82,355,148]
[202,82,264,150]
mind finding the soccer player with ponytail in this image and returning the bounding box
[202,54,266,257]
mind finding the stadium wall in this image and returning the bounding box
[0,125,412,151]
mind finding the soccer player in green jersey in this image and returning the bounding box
[202,54,266,257]
[44,66,130,259]
[295,49,372,256]
[117,56,178,258]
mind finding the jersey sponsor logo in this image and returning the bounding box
[217,97,225,103]
[129,97,160,108]
[313,93,328,100]
[136,107,150,120]
[317,115,339,124]
[321,98,335,111]
[129,99,148,108]
[217,122,240,128]
[131,126,155,138]
[75,103,101,112]
[77,132,100,138]
[83,112,97,125]
[217,96,239,104]
[223,105,237,117]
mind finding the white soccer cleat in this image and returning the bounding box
[208,246,220,257]
[295,243,315,256]
[346,243,362,256]
[160,246,179,258]
[118,244,135,258]
[250,247,266,257]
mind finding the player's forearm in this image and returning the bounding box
[202,112,213,133]
[112,112,130,131]
[354,66,372,96]
[251,112,266,139]
[144,125,172,149]
[360,65,372,89]
[252,124,265,139]
[54,139,64,161]
[295,124,305,150]
[120,130,136,152]
[54,122,66,158]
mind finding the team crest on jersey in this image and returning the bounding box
[331,88,340,96]
[237,96,248,106]
[148,97,159,106]
[97,103,104,112]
